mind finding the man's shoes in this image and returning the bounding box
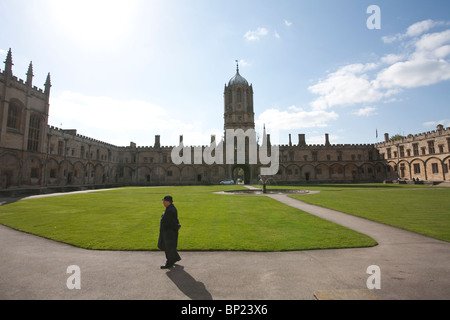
[160,264,174,269]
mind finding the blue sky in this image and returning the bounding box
[1,0,449,147]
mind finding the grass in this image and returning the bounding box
[0,185,376,251]
[278,183,450,242]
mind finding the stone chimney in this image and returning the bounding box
[325,133,330,146]
[154,135,161,148]
[298,134,306,146]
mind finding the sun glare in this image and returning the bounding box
[47,0,139,49]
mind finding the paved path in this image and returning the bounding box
[1,187,449,300]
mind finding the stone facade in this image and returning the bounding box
[376,127,450,182]
[1,50,449,194]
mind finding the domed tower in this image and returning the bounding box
[224,62,255,131]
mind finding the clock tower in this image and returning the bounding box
[223,62,255,132]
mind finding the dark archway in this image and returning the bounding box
[232,164,250,184]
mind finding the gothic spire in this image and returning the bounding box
[26,61,34,87]
[44,72,52,95]
[4,48,13,77]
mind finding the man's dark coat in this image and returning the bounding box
[158,203,181,264]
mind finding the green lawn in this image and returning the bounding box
[283,184,450,242]
[0,185,376,251]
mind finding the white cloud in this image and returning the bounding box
[256,106,339,132]
[48,91,212,146]
[375,58,450,88]
[413,29,450,59]
[382,19,448,43]
[244,27,268,41]
[423,119,450,128]
[308,62,385,110]
[353,106,377,117]
[406,19,442,37]
[380,53,404,65]
[284,20,292,27]
[237,59,251,67]
[309,20,450,110]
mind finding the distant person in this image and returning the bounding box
[158,195,181,269]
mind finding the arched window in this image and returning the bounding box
[27,114,41,152]
[237,88,242,102]
[7,100,22,130]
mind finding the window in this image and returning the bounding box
[399,146,405,157]
[58,141,64,155]
[413,163,421,174]
[432,163,439,174]
[387,148,391,159]
[312,152,318,161]
[289,152,294,162]
[421,147,426,155]
[27,115,41,152]
[428,141,435,154]
[7,102,20,130]
[413,143,419,156]
[30,168,39,179]
[438,145,444,153]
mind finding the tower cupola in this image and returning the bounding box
[228,63,248,86]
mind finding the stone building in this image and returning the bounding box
[376,126,450,182]
[1,50,449,194]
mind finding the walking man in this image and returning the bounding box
[158,195,181,269]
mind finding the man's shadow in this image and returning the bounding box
[166,265,212,300]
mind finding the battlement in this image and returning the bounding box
[376,125,450,147]
[279,143,375,149]
[48,125,117,148]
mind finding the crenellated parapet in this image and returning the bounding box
[376,125,450,148]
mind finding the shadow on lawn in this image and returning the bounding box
[166,265,213,300]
